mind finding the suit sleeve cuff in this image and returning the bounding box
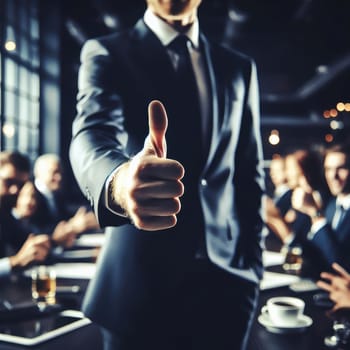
[104,166,128,218]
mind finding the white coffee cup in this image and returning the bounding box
[262,296,305,327]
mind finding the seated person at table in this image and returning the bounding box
[266,148,332,276]
[317,262,350,312]
[293,143,350,272]
[264,153,293,248]
[269,153,292,216]
[33,153,99,233]
[13,181,80,248]
[266,149,329,244]
[0,151,50,278]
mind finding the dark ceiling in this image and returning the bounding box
[62,0,350,155]
[64,0,350,111]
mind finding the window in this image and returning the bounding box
[0,0,40,162]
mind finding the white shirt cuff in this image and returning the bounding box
[307,218,327,240]
[104,166,128,217]
[0,258,11,278]
[283,232,295,246]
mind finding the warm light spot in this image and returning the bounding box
[345,103,350,112]
[323,110,330,118]
[325,134,334,143]
[4,40,16,51]
[337,102,345,112]
[2,123,15,138]
[268,130,280,146]
[330,109,338,117]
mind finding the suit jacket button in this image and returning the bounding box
[201,179,208,187]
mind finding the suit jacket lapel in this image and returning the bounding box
[199,34,220,171]
[336,209,350,240]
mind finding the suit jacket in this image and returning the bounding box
[0,211,28,256]
[69,19,265,334]
[310,198,350,270]
[274,188,292,217]
[33,189,73,231]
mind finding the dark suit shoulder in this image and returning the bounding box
[80,27,135,63]
[208,39,254,67]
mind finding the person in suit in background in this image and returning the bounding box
[263,153,293,247]
[33,153,67,225]
[292,143,350,271]
[0,151,50,278]
[269,153,292,216]
[70,1,265,349]
[33,153,99,234]
[13,181,80,248]
[264,149,326,245]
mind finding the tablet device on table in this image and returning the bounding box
[0,309,90,346]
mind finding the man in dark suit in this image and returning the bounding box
[269,154,292,216]
[0,151,50,278]
[69,1,265,349]
[33,153,99,234]
[33,153,76,227]
[292,143,350,271]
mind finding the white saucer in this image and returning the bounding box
[258,312,313,334]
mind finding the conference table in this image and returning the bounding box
[0,235,341,350]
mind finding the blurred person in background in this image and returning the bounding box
[0,151,50,278]
[268,153,292,216]
[13,181,80,248]
[265,148,331,276]
[264,150,315,243]
[263,153,293,248]
[293,143,350,272]
[33,153,99,234]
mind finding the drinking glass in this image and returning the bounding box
[324,319,350,348]
[31,266,57,305]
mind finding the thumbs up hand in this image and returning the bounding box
[111,100,185,231]
[142,100,168,158]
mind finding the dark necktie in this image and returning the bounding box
[168,35,205,256]
[332,204,346,230]
[168,35,199,98]
[167,35,202,163]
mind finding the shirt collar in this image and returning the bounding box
[336,193,350,210]
[11,208,20,219]
[144,8,200,49]
[274,184,290,198]
[34,178,54,198]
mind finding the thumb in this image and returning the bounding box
[145,100,168,158]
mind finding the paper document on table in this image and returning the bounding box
[262,250,285,267]
[52,263,96,279]
[74,233,105,247]
[260,271,301,290]
[24,263,96,280]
